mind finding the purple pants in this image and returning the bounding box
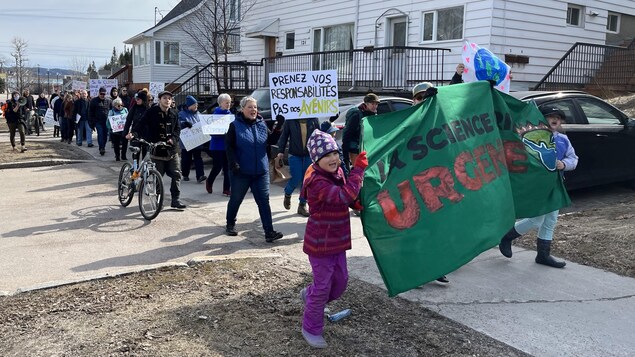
[302,252,348,335]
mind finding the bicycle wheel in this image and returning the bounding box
[117,162,135,207]
[138,169,164,220]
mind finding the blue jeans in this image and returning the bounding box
[95,121,108,150]
[226,171,274,233]
[515,210,559,241]
[76,120,93,145]
[284,154,312,203]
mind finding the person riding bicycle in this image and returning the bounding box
[127,90,186,209]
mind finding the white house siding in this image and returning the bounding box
[150,22,201,84]
[489,0,635,89]
[132,62,151,84]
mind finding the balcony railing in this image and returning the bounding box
[169,46,451,105]
[108,65,132,87]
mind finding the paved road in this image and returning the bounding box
[1,130,634,357]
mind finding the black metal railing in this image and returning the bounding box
[170,61,265,106]
[533,41,635,91]
[263,46,450,91]
[108,65,132,86]
[169,46,450,105]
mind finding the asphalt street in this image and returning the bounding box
[1,130,634,357]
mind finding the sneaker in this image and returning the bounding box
[183,177,190,181]
[170,201,186,209]
[300,287,307,304]
[222,190,231,197]
[20,146,27,152]
[225,225,238,236]
[88,143,94,147]
[436,275,449,284]
[301,328,327,348]
[205,179,213,194]
[283,194,291,210]
[99,149,105,156]
[265,230,283,243]
[197,175,207,183]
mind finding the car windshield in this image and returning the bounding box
[250,88,271,112]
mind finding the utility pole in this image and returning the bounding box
[47,70,50,94]
[37,64,41,93]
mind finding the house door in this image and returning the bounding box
[264,37,277,83]
[383,17,408,88]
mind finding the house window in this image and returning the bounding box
[229,0,241,22]
[567,4,583,26]
[154,41,180,65]
[133,42,150,66]
[607,13,620,33]
[285,32,295,50]
[312,23,354,71]
[421,6,464,42]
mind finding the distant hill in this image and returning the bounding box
[6,67,82,77]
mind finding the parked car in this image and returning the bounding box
[329,96,414,142]
[510,91,635,190]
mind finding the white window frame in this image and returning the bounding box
[133,42,150,67]
[154,40,180,66]
[607,12,620,33]
[229,0,241,22]
[567,4,584,27]
[420,6,465,43]
[285,32,295,50]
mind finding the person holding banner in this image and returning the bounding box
[299,130,368,348]
[107,98,129,161]
[498,107,578,268]
[224,96,283,242]
[342,93,379,168]
[178,95,207,183]
[449,63,465,85]
[205,93,232,196]
[275,115,319,217]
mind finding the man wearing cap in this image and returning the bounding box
[89,87,113,155]
[178,95,207,183]
[342,93,379,168]
[130,90,186,209]
[412,82,437,105]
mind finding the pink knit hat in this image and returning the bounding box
[307,129,339,163]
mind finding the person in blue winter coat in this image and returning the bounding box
[498,107,578,268]
[178,95,207,183]
[224,96,283,242]
[205,93,232,195]
[106,98,129,161]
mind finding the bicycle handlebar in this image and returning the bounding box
[132,138,171,148]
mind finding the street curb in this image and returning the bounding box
[4,254,286,297]
[0,159,91,170]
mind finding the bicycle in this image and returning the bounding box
[117,138,168,220]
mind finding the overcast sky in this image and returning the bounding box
[0,0,178,71]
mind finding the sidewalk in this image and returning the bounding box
[2,129,634,357]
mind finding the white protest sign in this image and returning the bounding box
[149,82,164,103]
[108,114,127,133]
[179,121,211,151]
[89,79,118,97]
[43,108,55,125]
[268,70,338,120]
[201,114,234,135]
[71,80,87,90]
[75,114,82,123]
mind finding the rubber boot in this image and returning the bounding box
[499,227,521,258]
[535,238,566,268]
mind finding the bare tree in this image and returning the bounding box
[178,0,256,91]
[10,37,30,93]
[68,57,92,82]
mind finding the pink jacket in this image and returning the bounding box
[301,165,364,256]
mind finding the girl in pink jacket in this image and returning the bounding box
[299,129,368,348]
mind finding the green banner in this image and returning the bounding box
[361,81,570,296]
